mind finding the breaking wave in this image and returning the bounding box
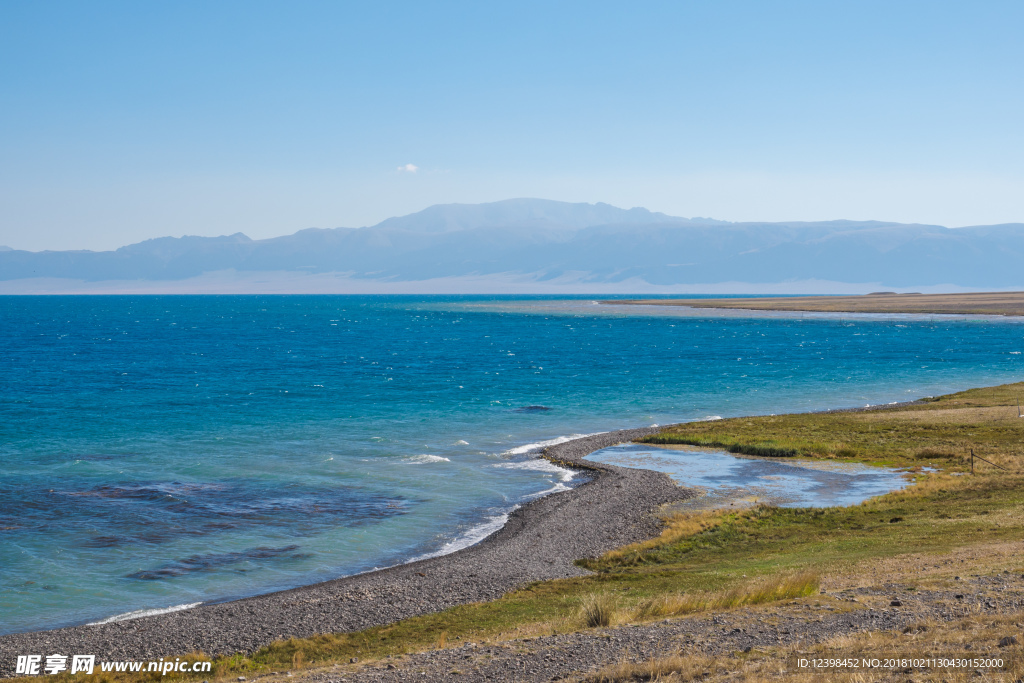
[87,601,202,626]
[404,454,451,464]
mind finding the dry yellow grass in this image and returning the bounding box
[582,610,1024,682]
[37,383,1024,683]
[824,539,1024,593]
[632,572,819,620]
[584,654,722,683]
[602,510,730,562]
[583,541,1024,682]
[580,594,619,628]
[849,405,1022,425]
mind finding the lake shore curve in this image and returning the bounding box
[0,428,694,669]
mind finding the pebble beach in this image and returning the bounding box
[0,428,695,672]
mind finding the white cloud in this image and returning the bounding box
[396,163,419,173]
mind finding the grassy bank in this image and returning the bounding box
[33,381,1024,682]
[639,382,1024,467]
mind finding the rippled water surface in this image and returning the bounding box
[1,295,1022,634]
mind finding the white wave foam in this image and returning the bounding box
[501,432,601,456]
[87,602,201,626]
[454,440,469,445]
[522,482,572,499]
[410,509,515,562]
[698,415,723,422]
[404,454,450,464]
[493,458,575,482]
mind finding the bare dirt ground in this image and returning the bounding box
[608,292,1024,317]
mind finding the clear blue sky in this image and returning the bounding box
[1,0,1022,250]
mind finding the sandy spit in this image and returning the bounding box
[0,428,693,672]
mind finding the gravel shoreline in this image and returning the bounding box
[0,428,694,673]
[311,570,1024,682]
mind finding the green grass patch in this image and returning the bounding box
[581,472,1024,574]
[641,434,800,457]
[43,382,1024,682]
[638,381,1024,468]
[180,469,1024,680]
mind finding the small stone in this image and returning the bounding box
[238,678,246,682]
[998,636,1018,647]
[350,657,359,663]
[387,664,397,670]
[891,600,902,607]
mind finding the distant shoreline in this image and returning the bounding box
[603,291,1024,317]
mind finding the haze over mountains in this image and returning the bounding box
[1,198,1022,294]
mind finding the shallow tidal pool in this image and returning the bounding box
[585,443,911,509]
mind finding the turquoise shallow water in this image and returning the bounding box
[1,294,1022,634]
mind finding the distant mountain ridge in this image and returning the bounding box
[369,198,717,233]
[1,199,1023,292]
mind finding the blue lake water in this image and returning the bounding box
[587,444,911,509]
[1,295,1022,634]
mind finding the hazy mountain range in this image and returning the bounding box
[2,198,1022,294]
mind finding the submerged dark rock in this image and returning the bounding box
[0,428,693,668]
[128,545,310,580]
